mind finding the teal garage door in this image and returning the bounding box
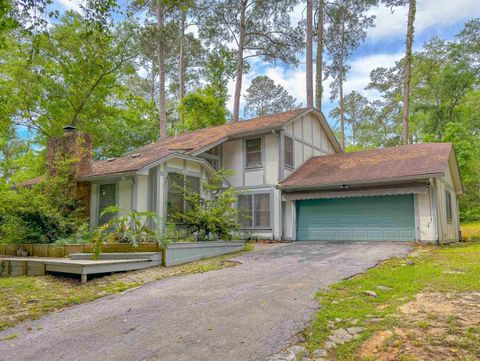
[296,195,415,241]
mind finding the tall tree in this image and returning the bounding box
[402,0,416,144]
[324,0,375,148]
[156,0,168,138]
[306,0,313,107]
[202,46,238,104]
[177,86,227,131]
[382,0,416,143]
[0,12,159,158]
[244,75,299,117]
[315,0,325,109]
[201,0,304,122]
[329,91,374,146]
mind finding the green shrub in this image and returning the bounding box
[0,158,84,244]
[91,206,169,258]
[54,223,92,245]
[171,170,240,241]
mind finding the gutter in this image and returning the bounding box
[278,173,445,191]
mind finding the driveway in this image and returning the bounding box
[0,242,410,361]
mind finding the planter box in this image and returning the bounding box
[164,241,244,267]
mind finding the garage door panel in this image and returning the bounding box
[296,195,415,241]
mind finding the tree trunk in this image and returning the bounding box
[179,10,186,126]
[157,0,167,139]
[339,69,345,149]
[339,18,345,149]
[232,0,247,122]
[315,0,324,110]
[306,0,313,108]
[402,0,416,144]
[150,61,155,102]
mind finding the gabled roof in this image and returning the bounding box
[82,107,341,179]
[279,143,463,193]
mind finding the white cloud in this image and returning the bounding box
[226,51,403,118]
[344,52,403,98]
[368,0,480,40]
[57,0,82,12]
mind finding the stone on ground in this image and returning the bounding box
[363,290,378,297]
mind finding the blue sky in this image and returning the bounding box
[226,0,480,123]
[52,0,480,126]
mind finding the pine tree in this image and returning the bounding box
[324,0,375,149]
[244,75,299,117]
[200,0,304,121]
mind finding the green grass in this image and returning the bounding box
[0,245,252,332]
[304,242,480,360]
[461,222,480,241]
[0,333,18,341]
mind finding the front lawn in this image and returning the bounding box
[0,245,253,332]
[461,221,480,241]
[303,241,480,360]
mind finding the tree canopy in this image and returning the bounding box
[244,76,299,117]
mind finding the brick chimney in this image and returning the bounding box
[46,126,93,217]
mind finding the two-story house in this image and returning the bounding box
[36,107,463,243]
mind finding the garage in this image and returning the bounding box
[296,195,416,241]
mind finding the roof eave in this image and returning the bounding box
[77,170,138,182]
[279,173,444,191]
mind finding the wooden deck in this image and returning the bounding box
[0,253,162,283]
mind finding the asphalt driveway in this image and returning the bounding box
[0,242,411,361]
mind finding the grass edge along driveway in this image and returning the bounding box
[302,241,480,361]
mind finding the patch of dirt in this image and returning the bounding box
[357,292,480,361]
[357,330,393,360]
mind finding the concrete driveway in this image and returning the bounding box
[0,242,410,361]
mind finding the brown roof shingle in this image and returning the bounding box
[279,143,453,189]
[87,108,311,178]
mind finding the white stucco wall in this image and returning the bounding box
[416,192,435,242]
[283,200,295,240]
[434,164,460,242]
[118,180,132,217]
[265,133,279,184]
[134,174,148,212]
[284,112,336,171]
[222,139,243,187]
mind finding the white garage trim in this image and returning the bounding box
[283,185,428,201]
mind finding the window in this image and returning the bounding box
[207,158,219,170]
[99,183,116,225]
[245,138,262,168]
[185,175,201,211]
[204,146,221,170]
[167,173,184,218]
[446,190,453,222]
[284,136,294,168]
[167,173,201,220]
[237,193,271,228]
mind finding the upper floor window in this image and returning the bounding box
[245,138,262,169]
[446,190,453,222]
[284,136,294,168]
